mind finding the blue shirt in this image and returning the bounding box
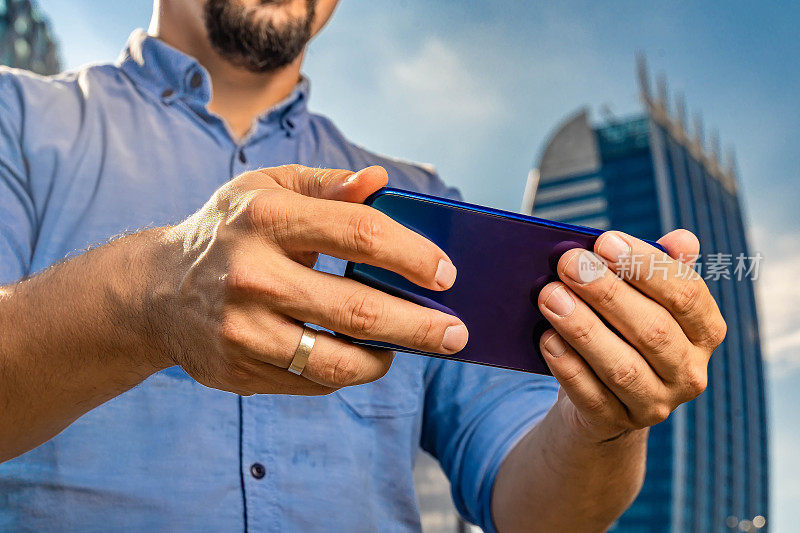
[0,30,558,532]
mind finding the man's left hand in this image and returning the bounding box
[537,229,727,442]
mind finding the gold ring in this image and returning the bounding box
[288,326,317,375]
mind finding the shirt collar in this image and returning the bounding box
[117,29,310,136]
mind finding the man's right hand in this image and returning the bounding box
[147,164,468,396]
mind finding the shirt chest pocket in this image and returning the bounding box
[316,255,424,418]
[336,353,425,418]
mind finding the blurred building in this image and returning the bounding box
[414,452,471,533]
[0,0,60,74]
[523,57,769,532]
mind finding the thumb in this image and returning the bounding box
[657,229,700,265]
[274,164,388,203]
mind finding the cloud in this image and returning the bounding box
[751,227,800,377]
[386,38,507,126]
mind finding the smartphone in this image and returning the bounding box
[342,187,662,375]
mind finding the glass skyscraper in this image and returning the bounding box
[523,58,769,532]
[0,0,60,75]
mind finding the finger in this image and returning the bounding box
[594,231,726,349]
[538,282,670,424]
[235,254,468,355]
[657,229,700,266]
[557,249,694,381]
[269,164,388,203]
[540,330,631,429]
[220,308,396,388]
[214,355,339,396]
[260,190,458,291]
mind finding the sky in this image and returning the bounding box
[32,0,800,529]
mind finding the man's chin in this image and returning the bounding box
[205,0,315,73]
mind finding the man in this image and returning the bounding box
[0,0,725,531]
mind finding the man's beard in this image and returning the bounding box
[204,0,316,73]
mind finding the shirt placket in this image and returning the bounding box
[241,395,280,532]
[228,115,295,533]
[172,63,299,532]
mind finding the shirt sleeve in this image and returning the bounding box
[421,359,558,531]
[0,71,36,285]
[415,181,560,530]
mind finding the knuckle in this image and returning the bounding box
[224,263,253,295]
[257,274,286,301]
[311,172,327,197]
[571,320,597,347]
[597,275,621,307]
[348,212,383,257]
[555,361,584,387]
[582,392,610,416]
[343,291,382,336]
[684,367,708,399]
[218,313,250,349]
[282,163,303,173]
[669,281,702,316]
[410,315,437,349]
[224,259,282,299]
[705,316,728,348]
[245,191,288,233]
[328,352,363,387]
[311,168,339,195]
[607,360,641,390]
[278,164,304,182]
[644,404,672,426]
[411,248,430,279]
[639,310,674,353]
[234,169,263,188]
[239,169,260,179]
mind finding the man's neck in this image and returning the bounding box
[191,50,303,141]
[149,8,303,141]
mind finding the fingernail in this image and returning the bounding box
[542,332,568,357]
[543,286,575,317]
[442,324,469,352]
[564,250,607,284]
[598,233,631,263]
[435,259,457,289]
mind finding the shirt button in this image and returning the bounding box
[238,150,247,164]
[190,72,203,89]
[161,88,174,99]
[250,463,266,479]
